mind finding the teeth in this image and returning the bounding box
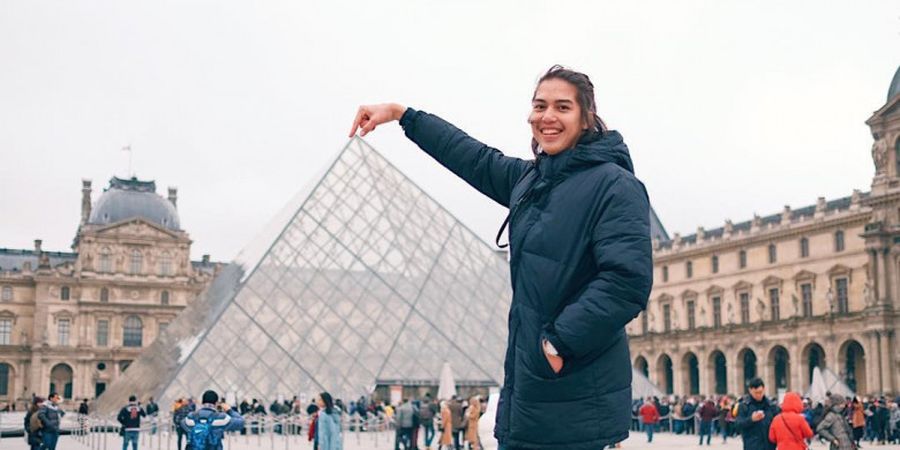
[542,130,561,135]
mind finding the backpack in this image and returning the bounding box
[189,416,221,450]
[29,412,42,433]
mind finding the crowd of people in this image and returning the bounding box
[634,377,900,449]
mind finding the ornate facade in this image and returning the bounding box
[0,176,218,409]
[626,66,900,399]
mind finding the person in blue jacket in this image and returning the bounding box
[181,390,245,450]
[349,65,653,449]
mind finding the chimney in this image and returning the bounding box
[34,239,42,254]
[81,179,92,224]
[815,196,827,219]
[202,254,210,264]
[168,187,178,209]
[781,205,792,224]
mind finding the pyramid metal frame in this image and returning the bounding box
[96,137,512,413]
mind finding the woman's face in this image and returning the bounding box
[529,78,587,155]
[316,395,325,408]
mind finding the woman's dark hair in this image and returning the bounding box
[320,391,335,415]
[531,65,608,155]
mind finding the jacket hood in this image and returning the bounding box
[781,392,803,413]
[538,130,634,180]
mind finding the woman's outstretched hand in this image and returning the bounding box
[348,103,406,138]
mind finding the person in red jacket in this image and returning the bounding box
[768,392,813,450]
[639,397,660,443]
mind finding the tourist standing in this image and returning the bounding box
[439,401,453,450]
[816,394,855,450]
[465,396,481,450]
[697,397,717,446]
[395,398,415,450]
[850,397,865,446]
[117,395,146,450]
[638,397,659,442]
[315,392,342,450]
[181,390,245,450]
[350,64,653,450]
[768,392,813,450]
[38,392,65,450]
[735,378,779,450]
[173,398,193,450]
[420,393,439,449]
[24,396,43,450]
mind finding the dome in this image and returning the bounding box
[88,177,180,230]
[889,65,900,102]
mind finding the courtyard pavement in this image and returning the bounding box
[4,431,883,450]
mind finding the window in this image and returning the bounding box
[836,278,849,314]
[130,249,143,275]
[1,286,12,302]
[641,312,648,334]
[686,261,693,279]
[60,286,70,301]
[769,288,780,321]
[58,319,70,346]
[740,292,750,324]
[801,283,813,318]
[99,248,112,273]
[662,266,669,282]
[96,320,109,347]
[768,244,777,264]
[160,290,170,305]
[123,316,143,347]
[663,304,671,332]
[100,287,109,303]
[739,250,747,269]
[800,238,809,258]
[835,230,845,252]
[159,253,173,276]
[0,364,9,395]
[159,322,169,334]
[712,255,719,274]
[686,300,696,330]
[0,319,11,345]
[712,296,722,328]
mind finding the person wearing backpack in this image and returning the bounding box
[24,396,44,450]
[38,392,65,450]
[181,390,245,450]
[768,392,813,450]
[419,393,439,450]
[118,395,146,450]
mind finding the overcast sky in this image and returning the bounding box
[1,1,898,261]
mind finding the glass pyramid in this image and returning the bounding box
[95,137,512,413]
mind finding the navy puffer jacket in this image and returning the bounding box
[401,108,653,449]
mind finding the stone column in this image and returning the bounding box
[672,352,684,397]
[789,342,802,394]
[882,249,893,306]
[727,349,741,396]
[864,331,879,395]
[879,330,893,393]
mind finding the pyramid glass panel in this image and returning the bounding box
[96,138,513,414]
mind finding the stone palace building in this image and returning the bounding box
[0,176,218,409]
[626,66,900,399]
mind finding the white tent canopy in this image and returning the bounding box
[438,361,458,401]
[805,367,855,405]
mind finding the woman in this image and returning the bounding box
[24,397,43,450]
[768,392,813,450]
[315,392,342,450]
[850,397,865,446]
[350,65,653,450]
[440,401,453,450]
[817,394,855,450]
[465,396,482,450]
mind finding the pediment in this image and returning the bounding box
[657,293,674,303]
[680,289,699,299]
[827,264,852,276]
[705,284,725,295]
[868,95,900,124]
[762,275,784,287]
[94,218,181,240]
[793,270,817,281]
[732,280,753,291]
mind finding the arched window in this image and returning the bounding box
[834,230,845,252]
[160,290,170,305]
[159,253,173,276]
[99,247,112,273]
[100,287,109,303]
[60,286,70,301]
[123,316,143,347]
[49,363,73,399]
[130,250,143,275]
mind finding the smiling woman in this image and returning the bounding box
[350,65,653,450]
